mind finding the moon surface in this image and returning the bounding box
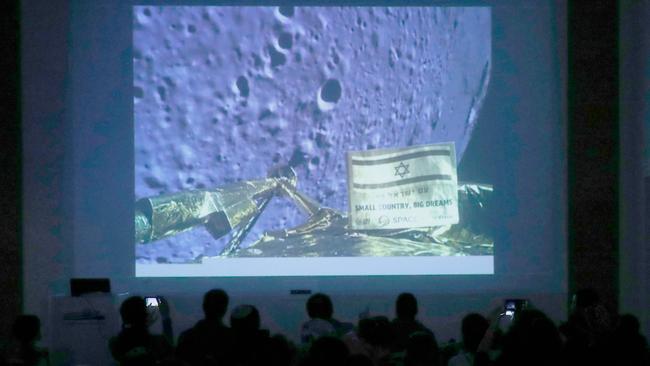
[134,6,491,263]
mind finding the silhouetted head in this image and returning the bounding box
[306,293,334,320]
[358,316,394,349]
[404,331,440,366]
[12,315,41,344]
[461,313,489,353]
[230,304,260,332]
[309,336,349,366]
[396,292,418,320]
[265,334,295,366]
[571,288,613,334]
[120,296,148,329]
[573,288,599,310]
[503,309,562,364]
[203,288,229,321]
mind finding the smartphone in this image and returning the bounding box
[504,299,528,317]
[145,296,160,307]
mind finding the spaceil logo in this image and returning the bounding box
[347,143,460,230]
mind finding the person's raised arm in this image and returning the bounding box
[158,297,174,345]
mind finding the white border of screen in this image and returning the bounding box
[137,256,493,277]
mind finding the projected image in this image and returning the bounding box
[134,6,493,269]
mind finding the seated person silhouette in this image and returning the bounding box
[109,296,173,366]
[612,314,649,365]
[342,316,394,366]
[176,289,233,365]
[390,293,434,352]
[300,293,353,344]
[302,336,350,366]
[263,334,296,366]
[1,315,49,366]
[494,309,563,366]
[227,304,270,366]
[447,313,489,366]
[404,331,440,366]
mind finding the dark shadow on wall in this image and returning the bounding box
[0,0,22,342]
[567,0,619,313]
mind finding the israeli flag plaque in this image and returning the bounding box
[347,143,459,230]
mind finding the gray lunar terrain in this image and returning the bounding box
[134,6,491,263]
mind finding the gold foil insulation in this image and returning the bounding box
[232,182,493,257]
[134,178,282,244]
[135,166,494,258]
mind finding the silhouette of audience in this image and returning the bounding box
[447,313,488,366]
[228,304,271,366]
[176,289,232,365]
[343,316,395,366]
[391,293,435,352]
[404,331,440,366]
[495,309,563,366]
[301,293,353,344]
[301,336,350,366]
[1,315,49,366]
[560,288,615,365]
[109,296,173,366]
[100,289,648,366]
[263,334,296,366]
[611,313,649,365]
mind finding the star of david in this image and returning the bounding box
[394,161,410,179]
